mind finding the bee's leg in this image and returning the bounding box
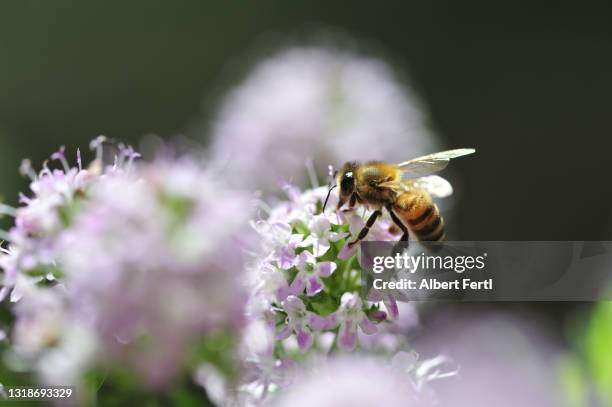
[347,209,381,248]
[341,193,359,213]
[386,205,409,242]
[386,205,409,256]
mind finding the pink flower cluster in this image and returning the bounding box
[0,139,254,387]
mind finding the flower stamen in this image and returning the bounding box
[19,159,37,181]
[89,135,107,162]
[50,145,70,173]
[0,203,16,217]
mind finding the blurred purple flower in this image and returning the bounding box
[1,140,256,391]
[11,282,65,357]
[412,311,562,406]
[209,46,439,190]
[274,355,422,407]
[55,158,254,386]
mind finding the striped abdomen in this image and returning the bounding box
[394,191,446,241]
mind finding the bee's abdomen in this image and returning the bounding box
[395,192,446,241]
[411,204,445,241]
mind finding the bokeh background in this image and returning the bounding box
[1,1,611,240]
[0,2,611,403]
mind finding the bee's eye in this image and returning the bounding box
[340,172,354,194]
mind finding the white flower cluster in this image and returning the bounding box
[225,182,447,405]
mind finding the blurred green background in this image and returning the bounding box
[1,0,611,240]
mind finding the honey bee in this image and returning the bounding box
[324,149,475,247]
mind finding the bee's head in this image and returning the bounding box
[336,162,358,209]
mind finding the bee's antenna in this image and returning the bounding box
[322,166,339,212]
[322,184,337,212]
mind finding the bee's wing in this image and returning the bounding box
[378,175,454,198]
[405,175,454,198]
[397,148,475,178]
